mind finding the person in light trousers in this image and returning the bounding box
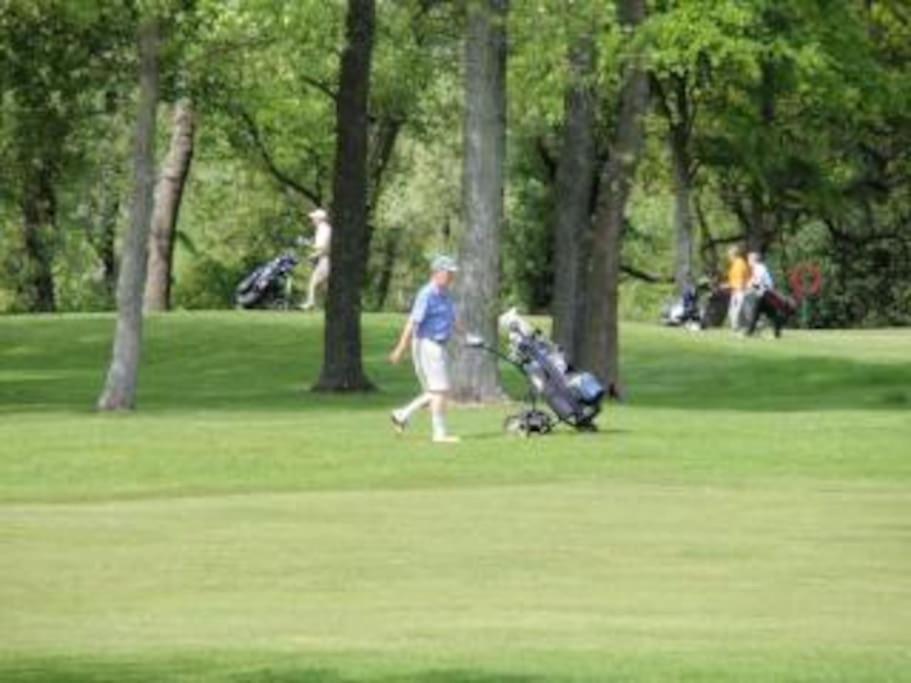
[301,208,332,311]
[388,255,461,444]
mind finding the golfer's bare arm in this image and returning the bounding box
[389,319,415,364]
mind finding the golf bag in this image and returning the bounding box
[234,252,300,309]
[700,286,731,328]
[469,309,605,435]
[661,283,702,328]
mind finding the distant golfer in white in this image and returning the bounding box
[301,208,332,311]
[389,255,460,444]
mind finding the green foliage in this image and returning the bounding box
[0,0,909,326]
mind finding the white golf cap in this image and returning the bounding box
[431,254,459,273]
[309,208,327,221]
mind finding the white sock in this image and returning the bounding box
[400,393,431,422]
[431,411,447,439]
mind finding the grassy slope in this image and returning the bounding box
[0,312,909,682]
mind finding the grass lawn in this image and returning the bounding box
[1,312,909,682]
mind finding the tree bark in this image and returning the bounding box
[97,18,160,411]
[669,118,694,292]
[314,0,376,392]
[20,163,57,312]
[652,73,695,294]
[551,35,597,366]
[451,0,508,402]
[746,59,777,253]
[93,186,120,305]
[374,226,402,311]
[145,99,195,312]
[581,0,649,387]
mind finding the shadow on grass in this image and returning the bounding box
[1,313,908,415]
[0,658,551,683]
[625,352,911,412]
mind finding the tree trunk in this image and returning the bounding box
[581,0,648,387]
[313,0,376,392]
[20,164,57,312]
[451,0,508,403]
[747,59,777,253]
[97,18,160,411]
[670,125,694,293]
[374,227,402,311]
[551,35,597,366]
[145,98,195,312]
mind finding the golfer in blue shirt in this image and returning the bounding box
[389,255,461,443]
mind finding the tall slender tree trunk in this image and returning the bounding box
[747,59,777,253]
[581,0,648,387]
[145,99,195,312]
[652,73,697,294]
[670,126,694,292]
[551,35,597,366]
[314,0,376,392]
[97,18,160,411]
[94,186,120,305]
[374,227,402,311]
[20,164,57,312]
[451,0,508,402]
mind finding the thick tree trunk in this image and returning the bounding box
[145,99,195,312]
[20,165,57,312]
[314,0,376,392]
[551,35,597,366]
[451,0,508,403]
[97,18,160,411]
[581,0,648,387]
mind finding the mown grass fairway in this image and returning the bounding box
[1,313,910,682]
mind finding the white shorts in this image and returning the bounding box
[412,338,451,393]
[311,255,330,283]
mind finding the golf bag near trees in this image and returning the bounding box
[469,309,605,435]
[234,252,299,309]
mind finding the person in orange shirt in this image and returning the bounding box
[726,245,751,331]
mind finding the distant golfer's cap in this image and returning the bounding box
[309,208,328,221]
[431,255,459,273]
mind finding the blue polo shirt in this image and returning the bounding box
[411,282,456,343]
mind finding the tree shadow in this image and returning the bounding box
[0,314,908,415]
[624,351,911,412]
[0,657,554,683]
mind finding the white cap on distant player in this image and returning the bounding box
[431,255,459,273]
[309,208,328,221]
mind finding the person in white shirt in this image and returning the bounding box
[748,251,774,292]
[301,208,332,311]
[746,251,784,337]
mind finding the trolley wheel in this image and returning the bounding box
[504,414,526,436]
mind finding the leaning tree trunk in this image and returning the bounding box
[20,164,57,312]
[97,18,160,411]
[314,0,376,392]
[551,34,597,366]
[451,0,508,403]
[581,0,649,387]
[145,99,195,312]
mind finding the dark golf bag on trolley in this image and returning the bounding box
[234,252,300,309]
[468,309,605,435]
